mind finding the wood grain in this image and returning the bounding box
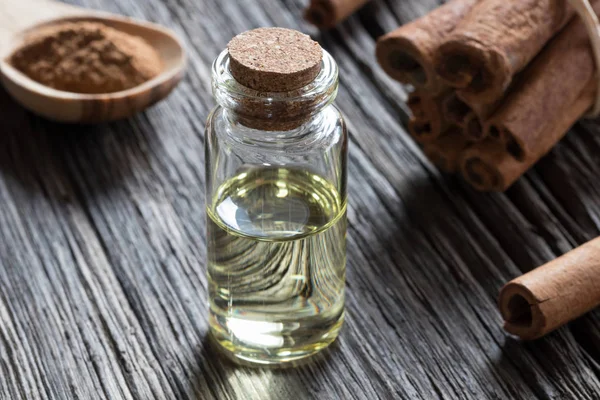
[1,0,600,398]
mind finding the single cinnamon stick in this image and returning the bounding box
[422,126,470,173]
[458,85,593,191]
[406,91,426,120]
[499,237,600,340]
[408,118,435,143]
[442,93,472,127]
[435,0,573,104]
[376,0,479,95]
[304,0,369,29]
[485,4,599,161]
[407,90,451,142]
[463,112,485,141]
[456,93,501,141]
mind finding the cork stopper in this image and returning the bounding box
[227,27,323,92]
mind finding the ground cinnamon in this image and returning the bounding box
[499,237,600,340]
[434,0,573,104]
[376,0,479,95]
[9,22,162,94]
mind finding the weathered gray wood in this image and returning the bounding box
[1,0,600,399]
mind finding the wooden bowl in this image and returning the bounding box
[0,0,186,123]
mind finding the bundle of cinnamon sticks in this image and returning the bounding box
[371,0,600,341]
[376,0,598,191]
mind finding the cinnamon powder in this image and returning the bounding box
[9,22,162,94]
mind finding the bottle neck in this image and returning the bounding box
[211,49,339,131]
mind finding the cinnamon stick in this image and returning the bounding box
[442,93,472,127]
[304,0,369,29]
[422,126,470,173]
[499,237,600,340]
[376,0,479,95]
[485,4,599,161]
[408,118,435,143]
[406,91,426,120]
[456,93,501,141]
[458,85,593,191]
[407,90,451,142]
[463,112,485,141]
[434,0,573,104]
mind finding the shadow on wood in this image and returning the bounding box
[0,87,160,199]
[194,331,342,399]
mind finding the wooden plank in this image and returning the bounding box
[0,92,177,399]
[0,0,599,398]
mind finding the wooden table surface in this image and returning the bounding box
[2,0,600,398]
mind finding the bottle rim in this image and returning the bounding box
[211,48,339,120]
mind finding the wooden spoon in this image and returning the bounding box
[0,0,186,123]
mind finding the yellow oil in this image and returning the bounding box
[207,167,346,365]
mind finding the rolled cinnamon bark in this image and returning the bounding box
[422,126,470,173]
[463,112,485,141]
[457,91,501,120]
[485,4,599,161]
[406,91,426,120]
[304,0,369,29]
[408,118,435,143]
[435,0,573,104]
[457,93,501,141]
[376,0,479,95]
[442,93,472,127]
[407,91,451,142]
[458,85,593,191]
[499,237,600,340]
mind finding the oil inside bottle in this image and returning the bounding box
[207,167,346,365]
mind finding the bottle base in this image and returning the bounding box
[209,309,344,367]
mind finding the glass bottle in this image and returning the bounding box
[205,28,347,366]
